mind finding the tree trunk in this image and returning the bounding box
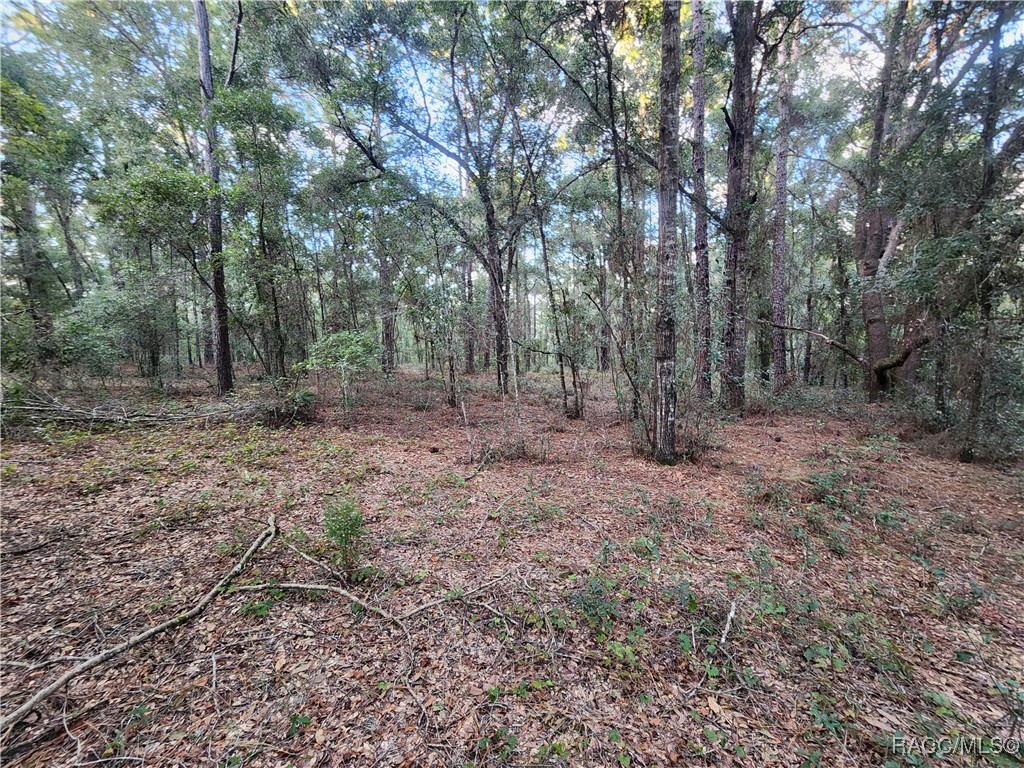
[960,9,1009,462]
[193,0,233,395]
[52,197,84,299]
[202,289,214,367]
[379,246,397,375]
[933,321,947,422]
[691,0,712,400]
[463,249,475,374]
[481,193,509,394]
[959,298,990,463]
[16,185,55,363]
[653,0,681,464]
[720,0,757,411]
[539,213,574,418]
[803,257,814,384]
[597,254,611,372]
[771,40,794,392]
[854,0,907,401]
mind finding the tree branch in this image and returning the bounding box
[760,320,865,365]
[0,516,278,735]
[224,0,243,88]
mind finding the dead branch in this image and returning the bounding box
[719,600,738,646]
[0,539,55,557]
[2,395,310,434]
[233,582,401,624]
[399,567,518,621]
[0,516,277,736]
[236,567,518,624]
[760,320,865,365]
[279,539,348,582]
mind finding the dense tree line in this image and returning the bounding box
[2,1,1022,462]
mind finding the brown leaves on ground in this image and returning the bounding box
[1,374,1021,767]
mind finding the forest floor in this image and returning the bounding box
[1,372,1022,768]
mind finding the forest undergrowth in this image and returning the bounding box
[1,373,1021,767]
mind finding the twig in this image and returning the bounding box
[0,539,55,557]
[279,539,348,583]
[237,568,518,625]
[232,582,401,625]
[399,568,518,621]
[719,600,738,647]
[0,516,277,735]
[0,657,88,671]
[211,652,221,716]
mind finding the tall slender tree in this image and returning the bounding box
[691,0,712,400]
[653,0,681,463]
[771,39,795,391]
[193,0,233,395]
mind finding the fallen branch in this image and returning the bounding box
[719,600,738,646]
[0,539,55,557]
[0,516,277,736]
[399,567,518,621]
[235,567,518,625]
[233,582,401,625]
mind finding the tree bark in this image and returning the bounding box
[193,0,234,395]
[691,0,712,400]
[720,0,758,411]
[16,185,55,363]
[771,40,794,392]
[803,257,814,384]
[653,0,681,464]
[52,196,84,299]
[378,237,397,375]
[853,0,907,401]
[463,249,475,374]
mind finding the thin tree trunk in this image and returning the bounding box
[463,249,475,374]
[653,0,681,464]
[193,0,233,395]
[17,186,55,363]
[803,258,815,384]
[959,298,990,463]
[53,197,84,299]
[480,193,509,394]
[960,9,1009,462]
[691,0,712,399]
[378,238,397,374]
[771,40,794,391]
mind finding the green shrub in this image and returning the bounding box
[296,331,377,409]
[323,495,366,577]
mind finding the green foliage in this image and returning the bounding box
[806,470,867,516]
[477,726,519,760]
[572,574,621,640]
[287,713,311,738]
[323,494,366,577]
[297,332,377,409]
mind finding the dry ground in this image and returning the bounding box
[1,373,1022,767]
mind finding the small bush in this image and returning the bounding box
[323,495,366,577]
[296,331,377,410]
